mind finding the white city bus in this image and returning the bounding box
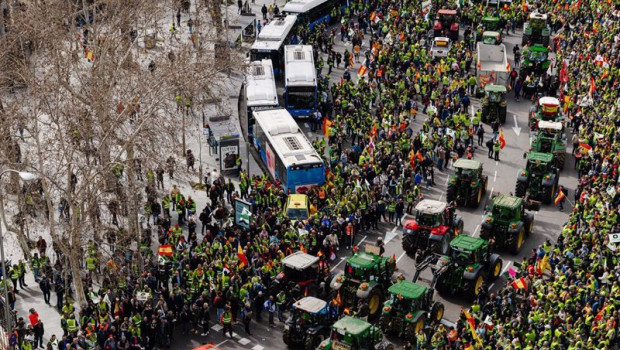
[242,59,279,138]
[249,15,298,78]
[284,45,317,118]
[252,108,325,193]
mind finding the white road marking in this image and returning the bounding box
[385,226,399,243]
[445,176,450,185]
[232,332,239,339]
[215,340,230,348]
[473,224,480,235]
[441,319,457,329]
[356,235,368,247]
[253,346,265,350]
[501,261,512,276]
[238,338,252,345]
[493,171,497,182]
[212,324,223,331]
[438,193,443,201]
[495,161,499,167]
[304,123,310,128]
[396,251,407,263]
[488,283,495,291]
[331,257,346,271]
[489,187,494,199]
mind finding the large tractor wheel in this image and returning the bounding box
[283,328,292,345]
[499,106,507,124]
[304,334,325,350]
[510,225,526,254]
[465,272,486,300]
[556,152,566,170]
[367,288,384,319]
[515,180,527,198]
[430,302,445,323]
[435,274,447,295]
[481,105,489,124]
[541,182,556,205]
[522,34,530,46]
[446,183,456,203]
[379,314,391,334]
[469,184,483,208]
[489,256,503,281]
[402,235,417,257]
[414,315,426,334]
[524,213,535,236]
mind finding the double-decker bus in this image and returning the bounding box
[241,59,279,139]
[252,108,325,193]
[284,45,317,118]
[249,15,298,78]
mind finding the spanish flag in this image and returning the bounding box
[521,0,527,12]
[579,142,592,152]
[370,11,376,21]
[334,291,343,306]
[554,190,566,205]
[464,344,474,350]
[158,244,173,256]
[357,64,368,76]
[237,241,248,268]
[323,118,334,137]
[85,48,94,62]
[589,76,596,96]
[462,309,481,343]
[498,130,506,149]
[511,277,527,289]
[299,242,307,253]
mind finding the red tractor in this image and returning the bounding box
[402,200,463,261]
[433,9,459,42]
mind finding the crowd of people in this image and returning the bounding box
[4,0,620,349]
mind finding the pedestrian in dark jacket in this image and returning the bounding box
[34,320,45,349]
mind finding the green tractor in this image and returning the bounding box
[528,96,563,132]
[415,235,503,300]
[318,316,394,350]
[515,151,560,205]
[476,17,502,43]
[447,159,488,208]
[330,245,398,319]
[283,297,334,350]
[529,121,567,169]
[480,84,507,124]
[480,194,538,254]
[520,44,551,79]
[522,12,551,46]
[379,281,445,341]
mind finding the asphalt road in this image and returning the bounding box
[179,20,578,350]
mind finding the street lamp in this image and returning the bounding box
[0,169,37,332]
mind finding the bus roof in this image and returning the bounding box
[284,45,317,87]
[257,15,297,41]
[251,39,284,52]
[245,60,278,108]
[282,0,328,14]
[253,108,323,167]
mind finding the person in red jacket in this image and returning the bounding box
[28,308,39,327]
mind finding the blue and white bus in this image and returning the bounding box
[282,0,343,30]
[242,59,279,138]
[252,108,325,194]
[284,45,317,118]
[250,15,298,78]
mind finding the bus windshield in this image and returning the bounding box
[287,86,315,109]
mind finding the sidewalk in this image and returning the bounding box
[13,271,63,345]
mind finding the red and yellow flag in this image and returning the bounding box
[237,241,248,268]
[323,118,334,137]
[511,277,528,289]
[357,65,368,76]
[589,77,596,96]
[498,130,506,149]
[158,244,173,256]
[554,190,566,205]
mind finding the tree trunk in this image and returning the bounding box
[125,143,143,272]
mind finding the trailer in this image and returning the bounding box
[476,42,509,96]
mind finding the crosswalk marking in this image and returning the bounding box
[211,324,223,331]
[232,332,240,339]
[238,338,252,345]
[252,345,265,350]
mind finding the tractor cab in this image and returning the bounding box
[525,152,555,176]
[529,96,562,130]
[434,9,459,41]
[524,44,549,65]
[482,31,502,45]
[481,84,507,124]
[448,235,488,266]
[319,317,391,350]
[529,12,548,31]
[273,251,320,297]
[413,199,451,228]
[283,296,334,348]
[482,16,500,31]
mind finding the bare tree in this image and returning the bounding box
[0,0,242,306]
